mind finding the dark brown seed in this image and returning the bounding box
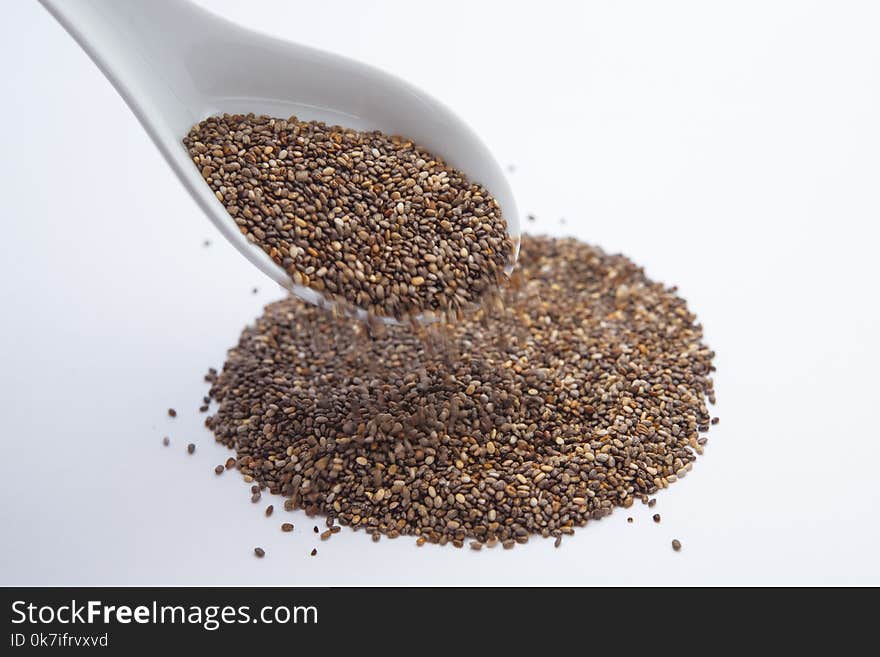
[199,405,209,413]
[186,443,195,455]
[310,548,317,556]
[627,517,634,523]
[167,408,177,418]
[711,417,720,425]
[225,457,235,470]
[254,547,265,558]
[554,536,562,548]
[203,235,717,549]
[648,498,657,508]
[214,465,224,475]
[320,530,332,541]
[265,505,273,517]
[653,514,661,523]
[251,492,261,503]
[281,523,294,532]
[469,541,482,551]
[371,533,380,543]
[313,526,319,534]
[162,437,170,447]
[672,539,682,551]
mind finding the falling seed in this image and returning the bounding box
[254,547,265,558]
[168,408,177,418]
[186,443,195,455]
[252,287,259,295]
[672,539,682,551]
[281,523,294,532]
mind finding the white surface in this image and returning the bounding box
[1,0,878,586]
[40,0,518,324]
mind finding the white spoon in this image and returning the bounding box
[38,0,520,322]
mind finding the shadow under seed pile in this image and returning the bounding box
[206,235,716,547]
[184,113,513,319]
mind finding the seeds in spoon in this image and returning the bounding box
[184,113,514,320]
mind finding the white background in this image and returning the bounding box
[1,0,878,585]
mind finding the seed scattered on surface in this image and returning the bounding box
[184,113,514,320]
[648,498,657,508]
[672,539,682,551]
[470,541,483,551]
[251,492,261,503]
[214,465,224,475]
[313,526,319,534]
[225,457,235,470]
[653,514,661,523]
[254,547,265,558]
[265,505,274,517]
[199,404,209,413]
[168,408,177,418]
[186,443,195,455]
[711,417,720,425]
[281,523,294,532]
[554,536,562,548]
[162,436,170,446]
[320,529,332,541]
[627,517,634,523]
[310,548,317,556]
[203,235,716,549]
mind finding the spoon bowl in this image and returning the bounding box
[39,0,520,322]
